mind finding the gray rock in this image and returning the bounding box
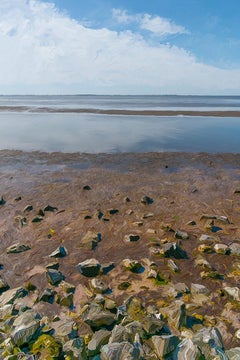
[151,335,179,358]
[63,338,87,360]
[6,243,31,253]
[82,303,116,329]
[199,234,218,242]
[46,269,64,285]
[175,230,189,240]
[11,310,40,346]
[39,288,56,303]
[161,300,186,330]
[224,286,240,301]
[77,258,101,277]
[226,347,240,360]
[175,338,202,359]
[195,256,214,270]
[54,321,78,342]
[91,278,109,294]
[101,341,141,360]
[108,325,131,344]
[162,242,187,259]
[214,243,230,255]
[88,329,111,357]
[230,243,240,256]
[81,231,101,250]
[49,245,68,258]
[191,283,210,295]
[0,287,27,306]
[121,259,143,273]
[192,327,224,359]
[168,259,180,272]
[141,316,165,336]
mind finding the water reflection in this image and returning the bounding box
[0,112,240,153]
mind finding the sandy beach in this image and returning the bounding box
[1,150,240,351]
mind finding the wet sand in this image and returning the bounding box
[1,150,240,347]
[1,106,240,117]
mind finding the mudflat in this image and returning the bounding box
[1,150,240,350]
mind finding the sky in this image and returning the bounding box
[1,0,240,95]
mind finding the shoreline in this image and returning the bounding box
[1,106,240,117]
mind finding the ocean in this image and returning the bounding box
[0,95,240,153]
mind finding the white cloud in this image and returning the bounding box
[112,8,187,36]
[0,0,240,94]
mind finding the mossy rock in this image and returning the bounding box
[30,334,62,359]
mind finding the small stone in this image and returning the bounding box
[44,205,58,212]
[133,221,143,227]
[49,245,68,258]
[101,262,115,275]
[124,196,131,203]
[199,234,218,242]
[191,283,210,295]
[121,259,143,273]
[0,196,6,205]
[118,282,131,290]
[168,259,180,272]
[143,212,154,219]
[141,195,153,205]
[32,216,43,223]
[83,185,91,190]
[175,230,189,240]
[45,262,59,270]
[124,234,140,242]
[198,244,214,253]
[46,269,64,286]
[6,243,31,254]
[91,278,109,294]
[229,243,240,256]
[81,231,101,250]
[187,220,196,226]
[224,286,240,301]
[39,288,56,303]
[77,258,101,277]
[23,204,33,212]
[214,243,230,255]
[151,335,179,358]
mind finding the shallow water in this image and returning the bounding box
[1,112,240,153]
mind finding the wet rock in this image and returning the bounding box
[175,230,189,240]
[6,243,31,253]
[88,329,111,357]
[101,341,141,360]
[124,234,140,242]
[49,245,68,258]
[91,278,109,294]
[81,231,101,250]
[143,212,154,219]
[150,334,179,358]
[141,195,153,205]
[77,258,101,277]
[200,214,230,224]
[46,269,64,286]
[121,259,143,273]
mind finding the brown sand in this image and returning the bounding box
[1,150,240,346]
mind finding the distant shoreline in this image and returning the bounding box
[1,106,240,117]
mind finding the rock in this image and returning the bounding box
[46,269,64,286]
[224,286,240,301]
[77,258,101,277]
[175,338,201,359]
[200,214,230,224]
[124,234,140,242]
[45,262,59,270]
[226,347,240,359]
[49,245,68,258]
[11,310,40,347]
[83,185,91,190]
[192,327,224,359]
[147,268,158,279]
[168,259,180,272]
[32,216,44,223]
[150,335,179,358]
[142,316,165,336]
[191,283,210,295]
[124,196,131,203]
[101,341,141,360]
[6,243,31,253]
[82,303,116,329]
[91,278,109,294]
[198,244,214,253]
[0,287,27,306]
[186,220,196,226]
[229,243,240,256]
[141,196,153,205]
[88,329,111,357]
[162,242,188,259]
[161,300,186,330]
[81,231,101,250]
[23,204,33,212]
[63,338,87,360]
[0,195,5,205]
[143,213,154,219]
[101,262,115,275]
[59,280,76,294]
[0,277,9,295]
[39,288,55,303]
[199,234,218,242]
[108,209,119,215]
[44,204,58,212]
[195,256,214,270]
[31,334,62,358]
[121,259,143,273]
[54,321,78,342]
[175,230,189,240]
[200,270,223,280]
[56,292,74,307]
[214,243,230,255]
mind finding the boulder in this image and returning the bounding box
[191,283,210,296]
[90,278,109,294]
[141,196,153,205]
[82,303,116,329]
[31,334,62,359]
[121,259,143,273]
[11,310,40,347]
[214,243,230,255]
[192,327,224,359]
[39,288,55,303]
[63,338,87,360]
[0,287,27,306]
[230,243,240,256]
[161,300,186,330]
[150,335,179,358]
[88,329,111,357]
[101,341,141,360]
[175,338,202,359]
[77,258,101,277]
[224,286,240,301]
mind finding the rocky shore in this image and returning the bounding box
[1,150,240,359]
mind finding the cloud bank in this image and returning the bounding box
[0,0,240,94]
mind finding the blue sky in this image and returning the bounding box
[1,0,240,94]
